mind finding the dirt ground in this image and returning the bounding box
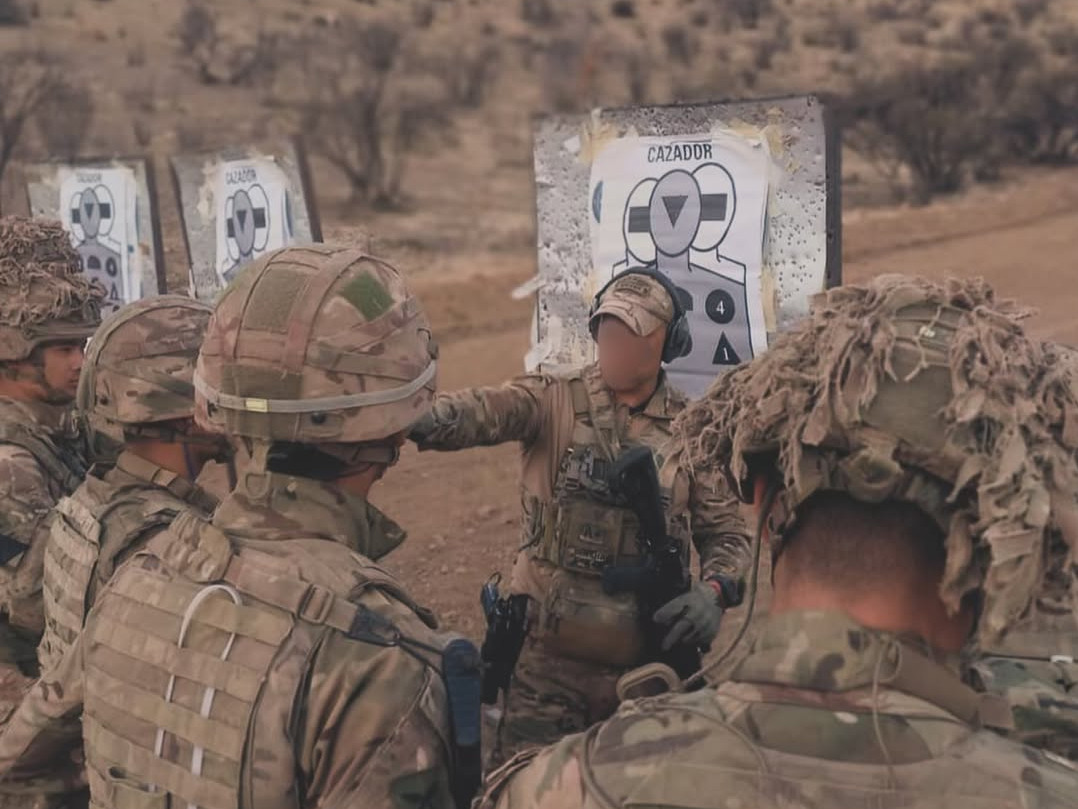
[375,164,1078,658]
[3,0,1078,669]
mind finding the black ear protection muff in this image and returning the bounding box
[589,267,691,364]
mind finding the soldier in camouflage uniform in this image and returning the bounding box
[478,275,1078,809]
[411,269,750,758]
[35,295,226,675]
[0,295,225,805]
[0,217,102,735]
[0,246,475,809]
[966,339,1078,759]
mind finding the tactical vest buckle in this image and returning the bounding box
[298,583,334,624]
[616,662,684,702]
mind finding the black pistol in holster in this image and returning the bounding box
[601,445,703,680]
[479,573,528,704]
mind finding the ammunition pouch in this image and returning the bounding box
[535,569,645,667]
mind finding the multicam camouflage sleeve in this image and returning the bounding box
[296,627,455,808]
[663,446,752,584]
[971,656,1078,761]
[687,463,752,582]
[0,446,59,629]
[0,630,85,793]
[411,375,554,450]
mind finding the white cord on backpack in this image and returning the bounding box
[153,583,243,809]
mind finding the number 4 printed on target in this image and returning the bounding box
[590,131,771,399]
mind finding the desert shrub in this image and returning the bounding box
[841,57,998,202]
[288,19,457,208]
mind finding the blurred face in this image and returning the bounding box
[595,315,665,393]
[1,341,86,405]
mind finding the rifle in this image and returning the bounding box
[601,446,702,680]
[478,573,528,704]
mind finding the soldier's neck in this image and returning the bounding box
[127,440,200,482]
[611,374,661,410]
[333,465,384,499]
[770,577,973,654]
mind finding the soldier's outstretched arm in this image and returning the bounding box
[0,630,85,786]
[409,375,554,451]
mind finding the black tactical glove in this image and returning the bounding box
[653,581,725,651]
[408,411,437,444]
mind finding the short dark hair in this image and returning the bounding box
[779,490,946,592]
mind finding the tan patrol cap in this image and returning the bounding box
[590,272,675,337]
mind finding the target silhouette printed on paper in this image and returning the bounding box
[224,185,270,269]
[215,160,294,286]
[592,135,770,398]
[60,167,138,314]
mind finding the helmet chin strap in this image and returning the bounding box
[332,443,401,468]
[181,442,198,482]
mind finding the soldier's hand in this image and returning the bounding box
[653,581,724,651]
[407,411,437,444]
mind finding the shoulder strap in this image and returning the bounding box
[0,403,85,491]
[885,643,1015,731]
[565,373,621,461]
[54,488,104,545]
[568,378,590,419]
[95,487,187,534]
[113,452,218,515]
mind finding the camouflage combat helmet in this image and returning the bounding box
[193,244,437,464]
[677,274,1078,646]
[0,216,104,362]
[77,294,213,444]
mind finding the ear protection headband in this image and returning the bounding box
[589,267,691,364]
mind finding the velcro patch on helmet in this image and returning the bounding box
[244,268,307,333]
[339,272,394,321]
[614,276,653,298]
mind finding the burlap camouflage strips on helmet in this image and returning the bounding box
[194,244,438,446]
[0,216,104,362]
[77,295,213,443]
[676,274,1078,647]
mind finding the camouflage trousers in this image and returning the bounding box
[495,633,623,763]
